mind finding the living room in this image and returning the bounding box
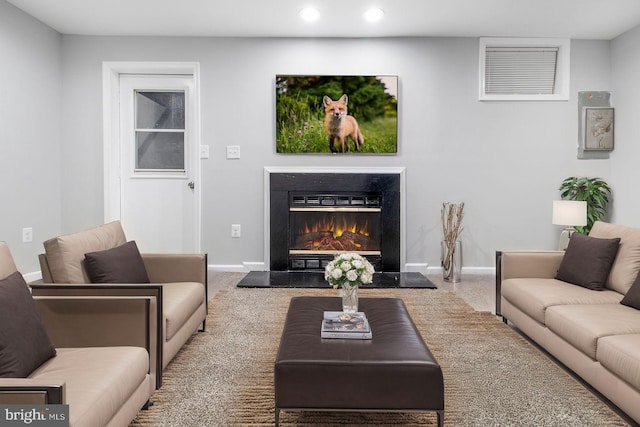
[1,0,639,277]
[1,0,640,425]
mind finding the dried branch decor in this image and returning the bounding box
[441,202,464,281]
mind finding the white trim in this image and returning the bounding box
[405,263,429,275]
[426,265,495,275]
[263,166,406,271]
[209,264,250,273]
[23,271,43,284]
[478,37,570,101]
[102,62,202,252]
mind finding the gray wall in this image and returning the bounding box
[3,0,632,274]
[611,25,640,227]
[59,36,612,271]
[0,0,62,274]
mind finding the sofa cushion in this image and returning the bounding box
[162,282,206,341]
[555,232,620,290]
[29,346,149,427]
[501,278,622,324]
[43,221,127,284]
[84,241,150,284]
[0,271,57,377]
[621,272,640,310]
[545,304,640,360]
[597,334,640,391]
[0,242,18,280]
[590,221,640,294]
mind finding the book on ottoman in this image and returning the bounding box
[321,311,372,339]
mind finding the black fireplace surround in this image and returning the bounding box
[235,171,435,288]
[270,172,401,272]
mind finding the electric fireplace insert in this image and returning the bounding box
[270,172,401,272]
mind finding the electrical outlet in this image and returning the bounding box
[226,145,240,159]
[22,227,33,243]
[231,224,241,238]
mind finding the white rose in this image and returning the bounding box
[365,264,375,274]
[346,270,358,282]
[331,268,343,280]
[339,253,350,260]
[352,259,363,269]
[360,272,373,284]
[340,262,352,271]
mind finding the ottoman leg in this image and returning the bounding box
[437,410,444,427]
[275,407,280,427]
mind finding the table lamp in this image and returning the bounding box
[552,200,587,250]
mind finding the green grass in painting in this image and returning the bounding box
[276,116,397,154]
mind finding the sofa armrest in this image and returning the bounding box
[0,379,65,404]
[142,253,208,330]
[499,250,565,280]
[495,250,564,318]
[29,284,163,389]
[142,253,207,284]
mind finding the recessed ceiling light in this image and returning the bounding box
[299,7,320,22]
[363,7,384,22]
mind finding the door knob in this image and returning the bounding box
[188,181,195,189]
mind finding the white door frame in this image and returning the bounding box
[102,61,202,252]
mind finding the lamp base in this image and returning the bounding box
[558,227,577,251]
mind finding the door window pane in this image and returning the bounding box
[136,91,185,129]
[134,90,186,171]
[136,132,185,170]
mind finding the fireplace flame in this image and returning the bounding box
[301,217,370,238]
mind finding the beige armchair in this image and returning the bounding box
[0,241,154,427]
[32,221,208,389]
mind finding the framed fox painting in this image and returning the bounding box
[275,75,398,154]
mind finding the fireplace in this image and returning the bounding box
[270,172,401,272]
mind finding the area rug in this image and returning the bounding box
[130,288,629,426]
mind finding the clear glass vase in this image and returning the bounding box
[441,240,462,283]
[340,283,359,313]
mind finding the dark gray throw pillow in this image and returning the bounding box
[621,272,640,310]
[84,240,150,284]
[0,271,57,377]
[555,232,621,290]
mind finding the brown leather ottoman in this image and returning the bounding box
[274,296,444,426]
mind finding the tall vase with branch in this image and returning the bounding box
[441,202,464,282]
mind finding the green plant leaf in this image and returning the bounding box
[558,176,611,234]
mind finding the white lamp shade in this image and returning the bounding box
[552,200,587,226]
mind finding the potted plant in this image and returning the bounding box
[559,177,612,234]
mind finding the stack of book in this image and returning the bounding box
[321,311,372,339]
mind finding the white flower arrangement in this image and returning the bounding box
[324,253,375,289]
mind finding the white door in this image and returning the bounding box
[118,75,199,253]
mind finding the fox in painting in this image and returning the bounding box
[323,94,364,153]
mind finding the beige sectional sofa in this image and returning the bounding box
[32,221,208,388]
[0,241,154,427]
[497,221,640,424]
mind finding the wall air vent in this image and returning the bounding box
[479,37,570,101]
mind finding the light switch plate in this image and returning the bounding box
[199,145,210,159]
[226,145,240,159]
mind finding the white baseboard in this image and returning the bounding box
[405,263,429,274]
[23,271,43,284]
[209,264,249,273]
[426,266,495,275]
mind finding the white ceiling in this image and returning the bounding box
[7,0,640,40]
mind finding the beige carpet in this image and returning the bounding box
[130,288,629,426]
